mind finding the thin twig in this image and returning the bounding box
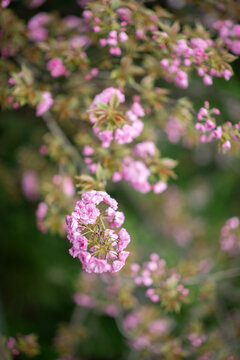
[184,267,240,285]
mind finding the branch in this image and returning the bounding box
[184,267,240,286]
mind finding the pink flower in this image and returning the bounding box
[175,70,188,88]
[62,177,75,197]
[36,202,48,233]
[164,116,185,143]
[222,140,231,150]
[119,31,128,42]
[98,130,113,148]
[118,228,131,251]
[222,69,232,80]
[152,181,167,194]
[231,40,240,54]
[190,38,208,49]
[29,27,48,42]
[133,141,155,158]
[76,201,100,225]
[105,208,125,228]
[36,92,54,116]
[233,24,240,36]
[213,126,222,139]
[28,13,50,30]
[21,170,39,201]
[112,172,122,182]
[203,75,213,86]
[47,58,66,77]
[73,293,96,308]
[83,145,94,156]
[1,0,11,7]
[131,102,145,116]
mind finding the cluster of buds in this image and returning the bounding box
[7,334,40,357]
[66,190,130,273]
[220,216,240,256]
[131,253,189,311]
[112,141,175,194]
[196,101,240,150]
[213,20,240,55]
[89,88,144,148]
[99,29,128,56]
[160,37,232,88]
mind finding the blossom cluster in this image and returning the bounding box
[160,37,232,88]
[66,190,130,273]
[220,216,240,255]
[89,88,144,148]
[113,141,168,194]
[195,101,240,150]
[99,29,128,56]
[214,20,240,55]
[131,253,189,311]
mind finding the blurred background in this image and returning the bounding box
[1,1,240,359]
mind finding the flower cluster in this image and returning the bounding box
[131,253,189,311]
[99,30,128,56]
[47,58,68,78]
[66,190,130,273]
[220,216,240,255]
[214,20,240,55]
[160,37,232,88]
[113,141,169,194]
[195,101,240,150]
[89,88,144,148]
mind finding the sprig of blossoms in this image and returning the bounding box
[160,36,232,88]
[66,190,130,273]
[195,101,240,150]
[131,253,189,311]
[89,88,144,148]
